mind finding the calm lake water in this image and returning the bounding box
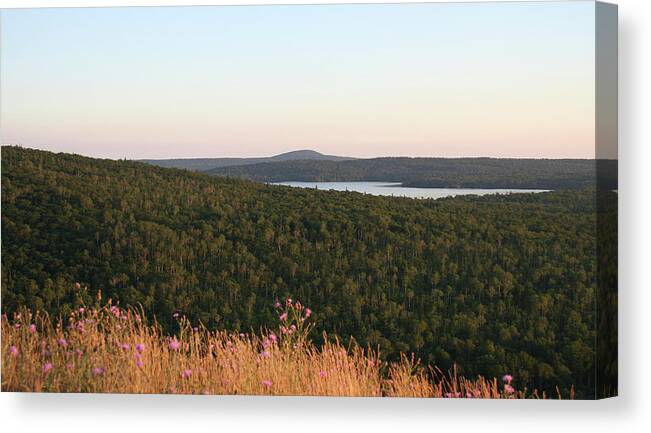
[272,182,548,199]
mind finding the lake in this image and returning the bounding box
[272,182,549,199]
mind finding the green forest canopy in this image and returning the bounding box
[1,146,616,397]
[205,156,618,190]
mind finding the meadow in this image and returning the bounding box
[1,295,565,398]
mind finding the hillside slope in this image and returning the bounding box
[207,157,617,189]
[1,146,610,396]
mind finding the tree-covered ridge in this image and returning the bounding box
[1,146,607,397]
[206,157,618,190]
[140,149,354,172]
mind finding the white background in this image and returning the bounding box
[0,0,649,432]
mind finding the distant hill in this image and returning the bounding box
[139,149,354,171]
[206,157,618,190]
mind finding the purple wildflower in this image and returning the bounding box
[502,374,513,385]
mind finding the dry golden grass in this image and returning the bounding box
[1,299,558,398]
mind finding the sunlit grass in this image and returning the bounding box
[2,298,562,398]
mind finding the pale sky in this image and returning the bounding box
[0,2,598,159]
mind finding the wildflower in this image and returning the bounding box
[172,312,180,319]
[120,343,130,351]
[135,343,145,353]
[79,307,85,314]
[66,363,74,369]
[43,363,53,374]
[14,323,21,329]
[28,324,37,334]
[109,306,120,317]
[502,374,513,385]
[182,369,192,379]
[504,384,515,394]
[274,301,281,309]
[75,348,84,357]
[193,327,199,332]
[261,380,273,388]
[445,392,461,398]
[279,312,288,321]
[169,339,180,350]
[319,371,327,378]
[304,308,312,318]
[74,282,81,289]
[92,367,105,377]
[286,298,292,305]
[269,332,277,343]
[9,345,18,357]
[261,350,271,358]
[57,338,68,347]
[136,360,144,368]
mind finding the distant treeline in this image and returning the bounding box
[1,146,617,397]
[207,157,618,190]
[140,150,353,172]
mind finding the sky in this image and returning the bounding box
[0,2,599,159]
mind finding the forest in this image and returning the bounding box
[206,157,618,190]
[1,146,616,398]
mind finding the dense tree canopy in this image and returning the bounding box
[1,146,615,397]
[205,157,618,190]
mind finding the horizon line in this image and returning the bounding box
[1,144,608,161]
